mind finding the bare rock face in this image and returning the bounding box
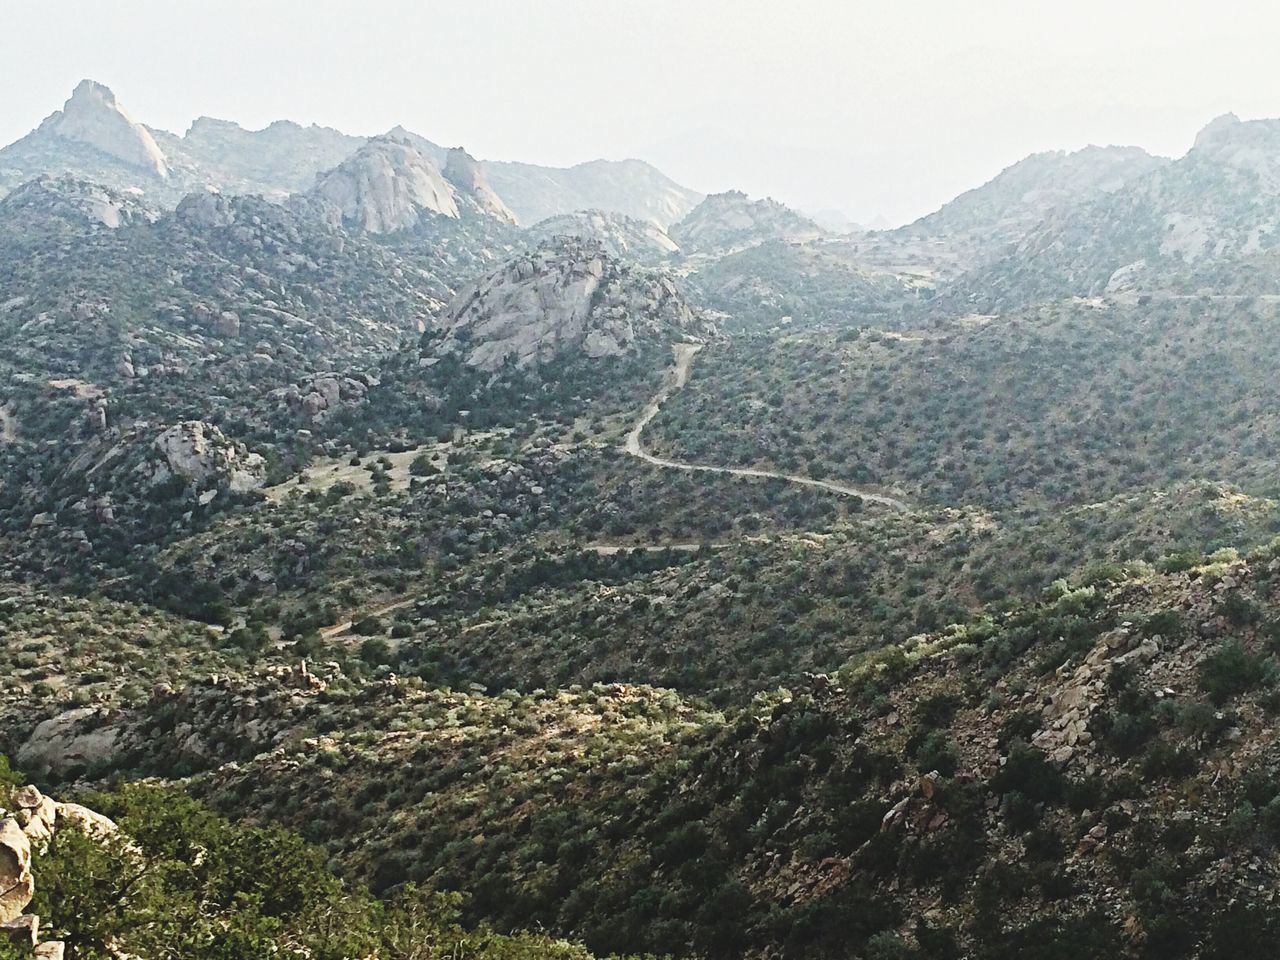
[41,80,169,179]
[310,137,459,233]
[151,421,266,494]
[443,148,518,225]
[427,239,710,372]
[0,818,33,923]
[17,708,122,778]
[0,785,116,959]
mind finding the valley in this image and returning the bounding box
[5,67,1280,960]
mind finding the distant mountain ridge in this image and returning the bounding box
[940,113,1280,310]
[897,144,1168,253]
[0,79,702,227]
[670,189,825,255]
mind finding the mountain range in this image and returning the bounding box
[10,75,1280,960]
[0,80,703,227]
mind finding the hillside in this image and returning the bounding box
[899,145,1167,255]
[13,541,1280,958]
[646,298,1280,514]
[944,115,1280,310]
[688,239,917,329]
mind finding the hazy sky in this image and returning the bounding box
[6,1,1280,226]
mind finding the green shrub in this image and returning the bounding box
[1198,641,1277,705]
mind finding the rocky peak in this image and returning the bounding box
[443,147,518,224]
[309,136,459,233]
[426,239,710,371]
[670,189,824,255]
[40,79,169,179]
[1188,112,1280,184]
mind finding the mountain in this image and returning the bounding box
[525,209,680,261]
[943,115,1280,310]
[0,80,174,197]
[424,238,710,371]
[307,137,462,232]
[670,190,826,255]
[0,176,469,562]
[483,157,703,227]
[899,145,1167,253]
[0,81,704,230]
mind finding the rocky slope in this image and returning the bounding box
[443,147,518,224]
[525,209,680,261]
[670,190,826,256]
[307,136,461,232]
[425,239,712,371]
[899,145,1166,253]
[944,114,1280,310]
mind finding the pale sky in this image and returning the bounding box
[5,0,1280,226]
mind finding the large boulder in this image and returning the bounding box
[151,421,266,495]
[427,239,711,372]
[0,818,33,923]
[17,708,122,778]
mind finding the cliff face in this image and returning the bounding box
[443,148,518,224]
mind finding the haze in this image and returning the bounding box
[6,0,1280,226]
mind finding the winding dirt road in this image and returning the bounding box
[624,343,911,512]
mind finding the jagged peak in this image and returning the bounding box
[40,79,169,179]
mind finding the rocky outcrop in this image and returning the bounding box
[40,80,168,179]
[310,137,459,233]
[444,148,518,224]
[17,708,122,778]
[427,239,711,371]
[0,785,117,959]
[151,421,266,495]
[0,176,155,232]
